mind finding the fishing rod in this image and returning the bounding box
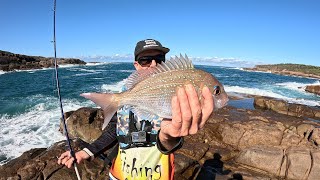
[52,0,81,179]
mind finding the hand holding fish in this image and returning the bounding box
[159,84,214,150]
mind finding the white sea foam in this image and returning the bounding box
[0,70,7,75]
[0,95,92,165]
[225,86,286,99]
[58,64,83,68]
[214,74,224,77]
[101,79,127,93]
[69,68,107,73]
[311,80,320,85]
[276,80,320,92]
[15,69,40,73]
[224,67,244,70]
[69,68,102,76]
[288,99,320,106]
[275,82,310,92]
[241,69,273,74]
[111,70,135,73]
[11,67,53,73]
[73,72,101,77]
[225,85,320,106]
[85,62,110,66]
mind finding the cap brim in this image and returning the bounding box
[135,46,170,59]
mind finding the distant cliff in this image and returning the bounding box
[0,50,86,71]
[244,63,320,79]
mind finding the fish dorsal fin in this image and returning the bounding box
[155,53,194,72]
[125,68,157,90]
[125,54,194,90]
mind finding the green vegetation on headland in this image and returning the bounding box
[0,50,86,71]
[255,64,320,76]
[244,63,320,79]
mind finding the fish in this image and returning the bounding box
[81,55,228,129]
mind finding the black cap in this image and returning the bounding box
[134,39,170,60]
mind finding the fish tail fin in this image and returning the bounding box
[80,93,119,130]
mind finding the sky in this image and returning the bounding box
[1,0,320,67]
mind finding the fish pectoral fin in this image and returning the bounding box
[101,103,118,130]
[130,107,159,120]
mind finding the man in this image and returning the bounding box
[58,39,214,179]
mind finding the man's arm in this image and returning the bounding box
[82,114,117,158]
[158,84,214,152]
[58,113,118,168]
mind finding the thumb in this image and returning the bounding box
[77,158,82,164]
[75,152,83,164]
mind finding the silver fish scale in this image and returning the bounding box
[119,69,208,118]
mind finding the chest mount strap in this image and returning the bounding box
[117,111,157,148]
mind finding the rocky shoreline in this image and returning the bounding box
[244,66,320,96]
[1,95,320,179]
[0,50,86,72]
[244,67,320,79]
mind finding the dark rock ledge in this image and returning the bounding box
[254,96,320,120]
[0,50,86,72]
[1,97,320,179]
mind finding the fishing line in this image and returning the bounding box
[52,0,81,179]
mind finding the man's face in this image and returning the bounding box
[134,50,165,71]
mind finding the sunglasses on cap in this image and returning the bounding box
[136,54,165,67]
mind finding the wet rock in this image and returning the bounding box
[284,147,312,179]
[174,154,197,179]
[0,148,46,180]
[288,104,315,118]
[237,121,283,149]
[305,85,320,95]
[61,107,105,143]
[308,151,320,179]
[254,96,320,120]
[0,140,110,180]
[235,145,284,175]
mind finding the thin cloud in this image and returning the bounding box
[76,54,133,62]
[76,54,263,67]
[176,56,264,67]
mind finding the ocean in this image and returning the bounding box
[0,62,319,165]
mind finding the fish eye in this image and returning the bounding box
[213,86,221,95]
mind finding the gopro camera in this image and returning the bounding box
[131,131,147,143]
